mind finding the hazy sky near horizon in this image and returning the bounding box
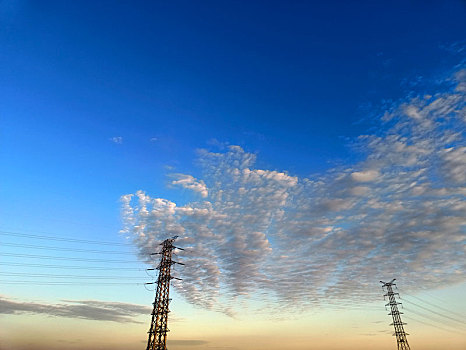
[1,1,466,349]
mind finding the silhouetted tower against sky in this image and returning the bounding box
[380,279,411,350]
[145,236,183,350]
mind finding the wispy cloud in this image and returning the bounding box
[0,297,150,323]
[110,136,123,144]
[121,69,466,314]
[167,340,209,346]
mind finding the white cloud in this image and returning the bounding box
[170,174,208,198]
[351,170,379,182]
[440,147,466,184]
[110,136,123,144]
[351,186,370,196]
[454,69,466,92]
[121,69,466,315]
[403,105,422,119]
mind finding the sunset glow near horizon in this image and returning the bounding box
[1,1,466,350]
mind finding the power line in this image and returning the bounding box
[1,241,136,255]
[0,230,130,246]
[403,316,465,335]
[422,291,461,308]
[0,213,117,230]
[401,298,465,325]
[403,293,466,321]
[0,252,143,264]
[0,262,143,270]
[0,272,147,279]
[0,280,143,286]
[403,306,466,332]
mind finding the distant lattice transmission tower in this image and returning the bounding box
[380,279,411,350]
[145,236,184,350]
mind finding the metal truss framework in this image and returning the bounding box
[146,236,183,350]
[380,279,411,350]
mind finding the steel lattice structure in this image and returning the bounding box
[146,236,183,350]
[380,279,411,350]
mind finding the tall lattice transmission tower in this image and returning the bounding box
[145,236,183,350]
[380,279,411,350]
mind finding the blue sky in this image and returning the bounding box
[2,0,465,233]
[1,1,466,350]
